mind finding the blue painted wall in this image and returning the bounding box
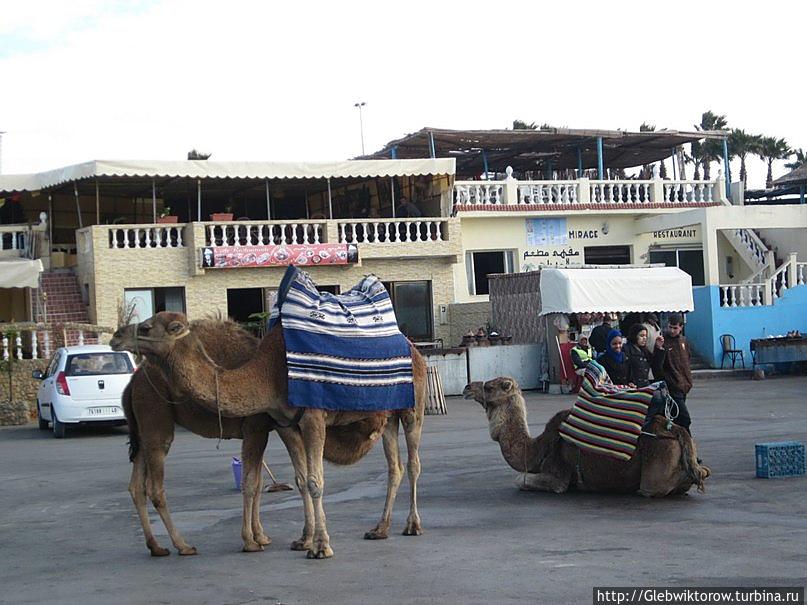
[687,285,807,367]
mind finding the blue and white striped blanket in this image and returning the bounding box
[269,266,415,412]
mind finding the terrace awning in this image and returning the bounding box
[0,158,456,193]
[364,127,727,177]
[539,267,694,315]
[0,258,44,288]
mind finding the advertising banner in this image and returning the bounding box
[201,243,359,268]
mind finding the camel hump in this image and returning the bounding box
[323,415,389,465]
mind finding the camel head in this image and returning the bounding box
[110,311,191,361]
[465,377,529,445]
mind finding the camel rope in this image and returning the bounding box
[192,336,226,448]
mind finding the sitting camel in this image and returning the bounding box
[122,317,276,555]
[464,377,710,496]
[111,311,426,559]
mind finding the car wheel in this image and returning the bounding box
[52,408,66,439]
[37,402,49,430]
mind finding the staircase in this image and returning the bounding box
[35,269,97,347]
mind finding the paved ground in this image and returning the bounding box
[1,375,806,605]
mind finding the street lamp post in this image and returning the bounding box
[354,102,366,155]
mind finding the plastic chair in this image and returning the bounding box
[720,334,745,369]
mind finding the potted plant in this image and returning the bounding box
[157,206,178,223]
[210,203,234,222]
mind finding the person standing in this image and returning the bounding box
[624,323,665,388]
[597,329,630,385]
[589,313,613,355]
[660,313,693,432]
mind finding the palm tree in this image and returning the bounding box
[639,123,655,178]
[690,140,704,180]
[512,120,537,130]
[756,137,792,189]
[694,111,728,180]
[785,148,807,171]
[728,129,762,186]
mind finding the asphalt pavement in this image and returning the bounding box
[1,375,805,605]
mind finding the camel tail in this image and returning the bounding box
[122,381,140,463]
[675,426,711,493]
[323,416,388,466]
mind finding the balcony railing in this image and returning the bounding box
[1,220,47,258]
[205,220,327,247]
[106,224,187,249]
[337,219,449,244]
[454,174,726,211]
[719,254,806,308]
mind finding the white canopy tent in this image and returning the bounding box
[539,267,694,315]
[0,258,44,289]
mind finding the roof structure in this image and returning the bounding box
[0,158,456,193]
[362,127,728,177]
[772,164,807,187]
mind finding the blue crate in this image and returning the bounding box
[755,441,805,478]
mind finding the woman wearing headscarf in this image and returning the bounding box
[596,329,631,385]
[625,323,666,388]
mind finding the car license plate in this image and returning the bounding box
[88,406,118,415]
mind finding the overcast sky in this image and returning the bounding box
[1,0,803,189]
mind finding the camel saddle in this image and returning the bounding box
[269,266,415,412]
[559,360,657,461]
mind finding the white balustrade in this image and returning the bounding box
[590,181,652,204]
[663,181,715,204]
[0,225,28,253]
[797,263,807,286]
[453,182,504,206]
[719,283,765,308]
[108,225,187,249]
[770,263,790,300]
[733,229,768,267]
[517,181,579,205]
[1,335,7,360]
[204,221,324,247]
[338,219,448,244]
[0,325,111,359]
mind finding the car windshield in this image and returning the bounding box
[65,353,133,376]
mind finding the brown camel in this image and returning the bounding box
[464,377,710,497]
[122,317,276,556]
[110,311,426,559]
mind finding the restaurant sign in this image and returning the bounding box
[201,243,359,268]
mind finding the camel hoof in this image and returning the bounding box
[148,545,170,557]
[290,538,312,551]
[242,542,264,553]
[363,528,389,540]
[306,546,333,559]
[402,522,422,536]
[178,546,198,556]
[256,534,272,546]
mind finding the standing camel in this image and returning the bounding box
[464,377,710,496]
[122,317,276,555]
[111,311,426,559]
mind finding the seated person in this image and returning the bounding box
[570,332,593,375]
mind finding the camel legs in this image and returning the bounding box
[129,453,170,556]
[401,409,423,536]
[364,416,405,540]
[276,426,314,552]
[299,410,333,559]
[516,472,570,493]
[240,427,271,552]
[141,444,198,555]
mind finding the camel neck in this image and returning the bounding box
[492,399,542,473]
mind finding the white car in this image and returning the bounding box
[33,345,136,438]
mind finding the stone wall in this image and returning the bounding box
[0,359,45,425]
[448,301,491,347]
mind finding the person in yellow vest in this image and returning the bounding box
[570,332,593,392]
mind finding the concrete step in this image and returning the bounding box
[692,368,753,380]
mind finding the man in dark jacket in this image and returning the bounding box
[660,313,693,432]
[589,313,613,354]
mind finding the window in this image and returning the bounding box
[124,287,185,323]
[382,280,433,341]
[466,250,516,295]
[583,245,631,265]
[227,288,265,324]
[65,352,133,376]
[649,248,705,286]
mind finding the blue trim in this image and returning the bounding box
[577,147,583,177]
[596,137,604,179]
[482,149,489,178]
[390,145,397,159]
[671,148,677,180]
[722,138,731,198]
[429,131,436,159]
[800,185,805,205]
